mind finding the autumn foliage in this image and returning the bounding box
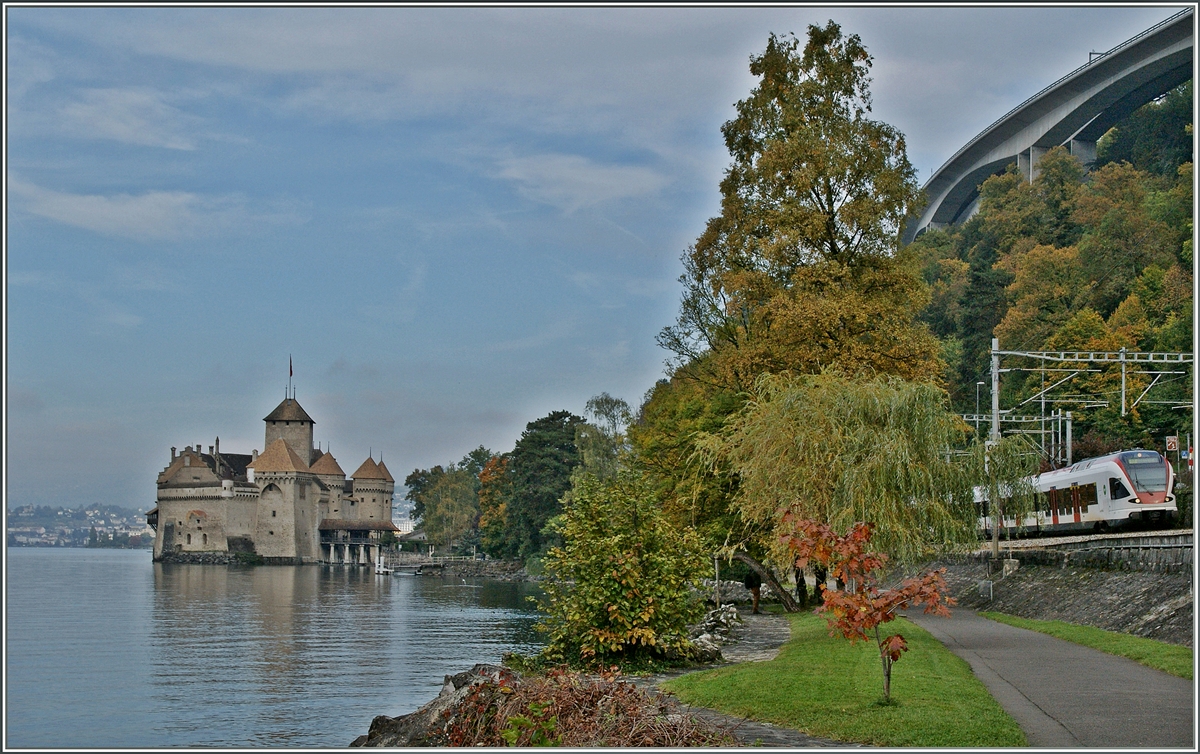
[782,516,955,701]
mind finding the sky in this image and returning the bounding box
[5,4,1187,512]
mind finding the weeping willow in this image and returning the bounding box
[970,435,1043,558]
[699,371,1020,567]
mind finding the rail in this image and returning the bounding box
[380,553,481,567]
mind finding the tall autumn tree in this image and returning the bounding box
[657,22,938,392]
[639,23,940,582]
[477,455,512,558]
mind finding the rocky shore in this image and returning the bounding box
[350,607,845,748]
[437,559,530,581]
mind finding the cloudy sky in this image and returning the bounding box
[5,4,1186,511]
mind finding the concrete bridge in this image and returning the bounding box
[904,8,1194,244]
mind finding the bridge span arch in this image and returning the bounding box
[904,8,1193,245]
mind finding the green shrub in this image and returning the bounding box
[536,470,708,667]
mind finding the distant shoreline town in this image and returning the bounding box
[7,504,155,548]
[7,501,417,550]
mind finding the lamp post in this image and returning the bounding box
[976,381,985,436]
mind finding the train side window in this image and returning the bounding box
[1079,483,1097,508]
[1109,478,1131,500]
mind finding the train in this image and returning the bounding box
[978,448,1178,536]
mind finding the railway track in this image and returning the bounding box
[974,528,1191,551]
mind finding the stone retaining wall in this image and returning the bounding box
[933,558,1193,647]
[962,541,1191,573]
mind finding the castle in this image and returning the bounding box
[147,394,397,565]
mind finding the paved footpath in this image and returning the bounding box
[907,608,1194,748]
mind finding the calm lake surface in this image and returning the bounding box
[5,548,544,747]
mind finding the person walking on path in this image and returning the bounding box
[743,568,762,614]
[907,608,1193,748]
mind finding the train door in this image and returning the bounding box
[1070,484,1082,523]
[1049,487,1059,526]
[1078,482,1098,523]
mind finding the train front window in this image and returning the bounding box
[1109,478,1131,499]
[1119,451,1168,493]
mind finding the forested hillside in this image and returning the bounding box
[908,81,1193,456]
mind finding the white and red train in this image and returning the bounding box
[978,448,1178,535]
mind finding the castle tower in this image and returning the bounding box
[309,450,348,519]
[247,438,315,561]
[350,456,394,523]
[263,397,315,466]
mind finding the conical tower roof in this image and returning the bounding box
[310,451,345,476]
[352,456,387,480]
[248,438,310,473]
[377,460,395,483]
[263,398,314,424]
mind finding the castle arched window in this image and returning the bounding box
[202,533,208,545]
[186,533,192,544]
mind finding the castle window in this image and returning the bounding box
[272,510,277,517]
[350,500,356,506]
[202,533,208,545]
[269,530,274,536]
[186,533,192,544]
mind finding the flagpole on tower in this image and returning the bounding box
[289,355,293,399]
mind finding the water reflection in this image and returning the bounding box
[148,564,542,746]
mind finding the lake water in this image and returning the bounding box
[5,548,544,747]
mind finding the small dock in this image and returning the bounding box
[379,554,477,575]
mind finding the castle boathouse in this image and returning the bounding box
[147,395,397,565]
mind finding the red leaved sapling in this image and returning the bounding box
[781,516,955,702]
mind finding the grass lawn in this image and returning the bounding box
[662,612,1026,747]
[980,612,1194,680]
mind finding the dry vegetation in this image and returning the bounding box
[443,667,737,747]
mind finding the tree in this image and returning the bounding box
[537,470,708,667]
[972,436,1043,557]
[407,446,494,548]
[639,23,942,593]
[1096,80,1192,176]
[504,410,585,560]
[782,519,954,702]
[993,243,1087,350]
[657,23,936,394]
[628,376,746,549]
[1071,161,1177,317]
[575,393,633,481]
[700,372,982,567]
[404,465,446,523]
[717,24,918,269]
[421,467,480,550]
[477,455,512,558]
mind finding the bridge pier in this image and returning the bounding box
[1068,138,1096,166]
[1018,145,1048,183]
